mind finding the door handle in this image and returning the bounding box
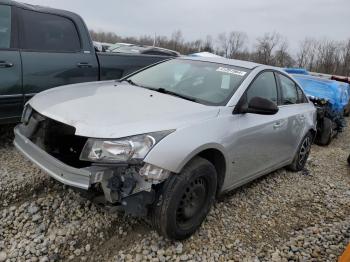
[77,62,93,68]
[0,61,14,68]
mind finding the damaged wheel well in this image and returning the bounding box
[197,149,226,195]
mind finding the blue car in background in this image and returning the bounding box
[291,74,349,113]
[285,68,349,145]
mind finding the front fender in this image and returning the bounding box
[143,115,231,174]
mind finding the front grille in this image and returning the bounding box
[23,111,89,168]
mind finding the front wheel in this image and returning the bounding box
[150,157,217,240]
[287,132,313,172]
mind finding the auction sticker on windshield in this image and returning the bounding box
[216,67,247,76]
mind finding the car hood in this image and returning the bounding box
[29,81,220,138]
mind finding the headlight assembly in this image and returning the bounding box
[80,130,174,163]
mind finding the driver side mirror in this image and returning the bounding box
[235,96,279,115]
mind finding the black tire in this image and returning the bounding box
[347,154,350,165]
[316,117,333,146]
[150,157,217,240]
[344,103,350,117]
[287,132,313,172]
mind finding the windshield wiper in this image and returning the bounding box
[151,88,198,102]
[123,79,139,86]
[122,82,197,102]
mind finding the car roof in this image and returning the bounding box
[181,56,261,70]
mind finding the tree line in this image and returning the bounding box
[90,29,350,76]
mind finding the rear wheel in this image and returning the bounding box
[344,103,350,117]
[287,132,313,172]
[316,117,333,146]
[347,154,350,165]
[150,157,217,240]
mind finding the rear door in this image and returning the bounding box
[0,4,23,123]
[19,9,99,102]
[276,73,305,156]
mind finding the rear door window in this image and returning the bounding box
[0,5,11,49]
[21,10,81,52]
[279,74,298,105]
[247,71,278,105]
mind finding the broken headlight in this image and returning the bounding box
[80,130,174,163]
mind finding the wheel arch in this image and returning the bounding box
[179,146,227,195]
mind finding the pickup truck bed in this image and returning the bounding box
[0,0,175,124]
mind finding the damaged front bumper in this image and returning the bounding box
[14,126,92,190]
[14,126,165,216]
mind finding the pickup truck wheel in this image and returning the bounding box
[287,132,313,172]
[316,117,333,146]
[348,154,350,165]
[150,157,217,240]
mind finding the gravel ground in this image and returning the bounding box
[0,122,349,262]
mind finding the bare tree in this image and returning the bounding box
[253,32,281,65]
[315,39,341,74]
[203,35,214,53]
[170,30,184,51]
[191,39,204,53]
[227,31,248,59]
[155,35,169,48]
[339,39,350,76]
[89,28,350,76]
[217,33,230,57]
[274,39,294,67]
[89,30,120,43]
[296,38,318,71]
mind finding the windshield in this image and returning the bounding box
[127,59,250,105]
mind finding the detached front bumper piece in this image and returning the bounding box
[14,126,92,190]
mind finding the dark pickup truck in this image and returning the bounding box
[0,0,176,124]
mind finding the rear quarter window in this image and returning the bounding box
[21,10,81,52]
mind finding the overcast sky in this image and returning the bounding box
[23,0,350,52]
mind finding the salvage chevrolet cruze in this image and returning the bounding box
[14,57,316,240]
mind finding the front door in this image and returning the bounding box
[227,71,290,186]
[18,8,99,102]
[0,4,23,123]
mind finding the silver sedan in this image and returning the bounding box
[14,57,316,240]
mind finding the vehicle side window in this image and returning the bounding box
[0,5,11,49]
[21,10,81,52]
[296,85,308,103]
[279,74,298,105]
[247,71,278,104]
